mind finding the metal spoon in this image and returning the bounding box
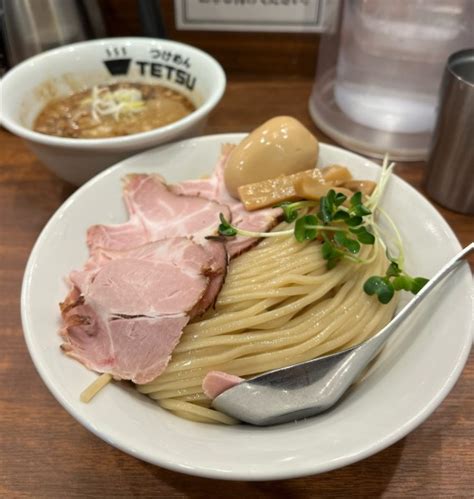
[213,243,473,426]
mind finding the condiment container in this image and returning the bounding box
[425,48,474,214]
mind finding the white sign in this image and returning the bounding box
[175,0,340,33]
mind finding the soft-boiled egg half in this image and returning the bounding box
[224,116,319,199]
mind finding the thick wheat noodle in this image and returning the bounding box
[147,305,386,402]
[230,234,300,266]
[230,242,304,271]
[222,249,348,298]
[222,269,345,299]
[348,305,394,348]
[143,254,383,391]
[173,264,365,356]
[219,265,329,300]
[148,385,203,400]
[250,312,300,330]
[173,301,334,352]
[137,233,397,423]
[158,399,238,425]
[80,373,112,402]
[299,304,393,362]
[142,285,381,394]
[184,297,281,334]
[224,250,321,285]
[174,281,358,355]
[182,269,353,340]
[228,247,314,280]
[177,393,210,403]
[154,291,378,396]
[227,247,323,282]
[210,300,257,314]
[222,285,330,303]
[219,268,325,299]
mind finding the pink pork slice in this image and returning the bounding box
[87,174,230,253]
[171,144,282,259]
[87,174,230,315]
[61,238,212,384]
[202,371,245,399]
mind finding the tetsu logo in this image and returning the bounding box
[103,47,131,76]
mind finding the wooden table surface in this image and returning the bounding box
[1,78,473,498]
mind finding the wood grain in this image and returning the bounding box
[0,78,473,498]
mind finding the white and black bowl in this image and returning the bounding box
[0,37,226,185]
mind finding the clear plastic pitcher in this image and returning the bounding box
[335,0,473,134]
[309,0,474,160]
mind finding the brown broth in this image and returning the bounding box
[33,82,196,139]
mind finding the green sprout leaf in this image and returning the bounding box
[320,193,334,223]
[346,216,363,227]
[326,189,336,207]
[392,275,412,291]
[218,213,237,237]
[334,192,347,207]
[353,204,372,217]
[411,277,429,294]
[294,217,306,242]
[365,259,429,304]
[350,191,363,208]
[294,215,318,242]
[332,210,350,221]
[386,261,401,277]
[349,226,375,245]
[278,202,299,223]
[334,231,360,254]
[321,240,333,260]
[363,276,395,304]
[321,240,343,269]
[349,191,371,217]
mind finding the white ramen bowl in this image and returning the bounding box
[21,136,473,480]
[0,38,226,185]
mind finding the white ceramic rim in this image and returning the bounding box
[20,135,473,480]
[0,38,226,150]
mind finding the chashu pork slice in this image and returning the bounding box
[202,371,244,399]
[61,238,212,384]
[87,174,230,315]
[171,144,282,259]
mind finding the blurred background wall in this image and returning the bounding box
[98,0,321,77]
